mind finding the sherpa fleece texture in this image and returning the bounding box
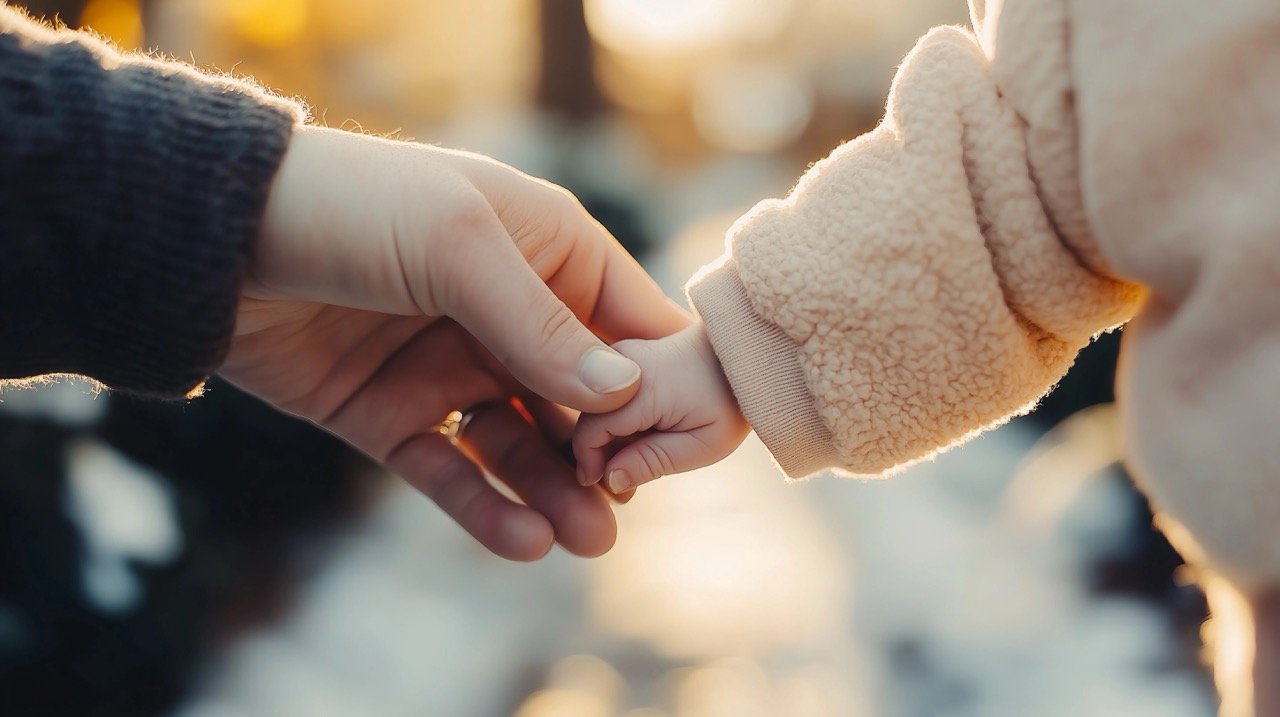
[0,5,303,397]
[688,0,1280,590]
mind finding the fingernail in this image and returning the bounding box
[613,489,636,504]
[579,348,641,395]
[576,466,591,486]
[606,469,632,494]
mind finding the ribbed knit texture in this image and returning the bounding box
[0,6,303,397]
[688,256,837,478]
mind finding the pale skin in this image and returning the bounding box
[573,323,750,494]
[220,125,690,561]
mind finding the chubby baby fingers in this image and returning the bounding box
[571,419,611,487]
[598,432,723,494]
[573,409,638,486]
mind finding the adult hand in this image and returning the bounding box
[220,126,690,560]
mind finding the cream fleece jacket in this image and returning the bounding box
[688,0,1280,592]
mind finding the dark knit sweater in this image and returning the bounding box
[0,6,303,397]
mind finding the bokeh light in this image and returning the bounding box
[80,0,142,48]
[223,0,308,48]
[589,442,851,660]
[585,0,792,55]
[692,59,813,152]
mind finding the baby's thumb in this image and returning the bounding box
[603,433,711,493]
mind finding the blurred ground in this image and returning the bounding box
[0,1,1217,715]
[160,238,1215,717]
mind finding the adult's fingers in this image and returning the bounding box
[460,404,617,558]
[528,191,691,342]
[480,397,637,505]
[441,204,642,415]
[319,320,503,460]
[437,149,690,342]
[589,238,693,341]
[608,487,637,504]
[312,322,558,560]
[387,431,555,561]
[518,396,578,447]
[519,396,637,503]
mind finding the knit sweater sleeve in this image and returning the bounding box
[687,7,1143,479]
[0,6,304,397]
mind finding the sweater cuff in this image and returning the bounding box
[687,257,840,479]
[0,13,305,397]
[84,66,304,397]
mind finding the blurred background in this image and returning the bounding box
[1,1,1216,715]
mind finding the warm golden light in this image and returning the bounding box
[224,0,308,48]
[691,59,812,152]
[675,659,774,717]
[81,0,143,48]
[1203,575,1256,717]
[514,689,611,717]
[585,0,792,55]
[589,439,851,660]
[512,655,624,717]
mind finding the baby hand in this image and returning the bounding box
[574,323,750,494]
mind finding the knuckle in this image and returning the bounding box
[514,212,569,274]
[572,418,597,448]
[505,187,580,275]
[425,183,496,255]
[445,190,495,235]
[415,184,499,315]
[491,436,545,475]
[610,338,649,363]
[533,298,580,353]
[454,484,499,536]
[389,436,476,498]
[636,441,676,478]
[421,460,468,503]
[436,192,499,262]
[581,420,613,452]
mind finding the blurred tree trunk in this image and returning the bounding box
[536,0,607,121]
[139,0,157,43]
[15,0,87,25]
[16,0,157,42]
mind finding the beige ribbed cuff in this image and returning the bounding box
[687,258,839,479]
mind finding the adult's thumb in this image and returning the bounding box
[447,229,641,414]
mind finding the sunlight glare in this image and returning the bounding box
[547,655,624,706]
[675,659,774,717]
[514,688,610,717]
[692,59,812,151]
[586,0,792,55]
[589,438,850,660]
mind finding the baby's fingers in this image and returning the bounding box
[572,419,610,487]
[602,432,719,494]
[573,409,639,486]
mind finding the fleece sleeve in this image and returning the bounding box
[0,5,304,397]
[687,7,1143,479]
[1062,0,1280,591]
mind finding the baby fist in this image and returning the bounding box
[573,323,749,493]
